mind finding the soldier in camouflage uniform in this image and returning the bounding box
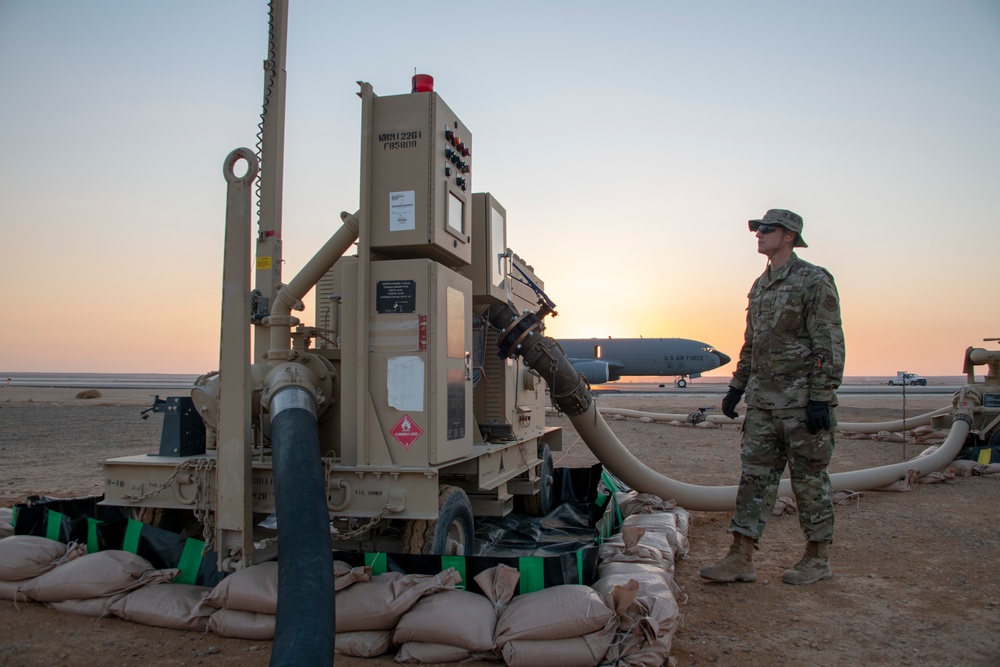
[700,209,845,586]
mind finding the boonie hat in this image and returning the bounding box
[748,209,808,248]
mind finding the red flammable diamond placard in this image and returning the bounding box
[389,414,424,449]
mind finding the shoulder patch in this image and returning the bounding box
[824,294,838,311]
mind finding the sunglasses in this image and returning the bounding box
[756,224,786,235]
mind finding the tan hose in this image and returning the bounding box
[484,303,970,512]
[595,407,739,425]
[592,405,953,433]
[569,403,970,512]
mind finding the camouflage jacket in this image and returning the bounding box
[730,253,845,408]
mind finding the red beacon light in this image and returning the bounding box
[411,73,434,93]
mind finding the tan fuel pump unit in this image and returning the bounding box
[101,76,562,572]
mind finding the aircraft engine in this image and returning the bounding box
[571,360,611,385]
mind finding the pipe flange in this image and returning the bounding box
[953,412,975,427]
[262,355,336,419]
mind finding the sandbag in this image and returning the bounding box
[208,608,276,640]
[204,559,370,614]
[918,470,955,484]
[396,642,486,663]
[620,512,689,558]
[615,492,677,517]
[602,578,679,667]
[596,561,671,585]
[393,589,497,652]
[393,563,520,662]
[495,585,615,645]
[948,459,984,476]
[0,578,29,601]
[592,569,676,605]
[47,595,125,618]
[832,490,863,506]
[335,630,393,658]
[599,531,675,567]
[500,617,616,667]
[18,550,175,602]
[109,582,215,631]
[0,535,86,581]
[614,500,692,548]
[204,561,278,613]
[772,496,797,516]
[335,568,462,633]
[872,468,918,493]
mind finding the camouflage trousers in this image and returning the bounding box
[729,406,836,542]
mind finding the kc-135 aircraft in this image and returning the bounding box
[557,337,732,387]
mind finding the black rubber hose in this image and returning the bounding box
[269,387,335,667]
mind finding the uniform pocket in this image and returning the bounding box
[772,285,800,330]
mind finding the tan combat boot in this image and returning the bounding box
[699,533,757,582]
[781,540,833,585]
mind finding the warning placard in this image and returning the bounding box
[390,414,424,449]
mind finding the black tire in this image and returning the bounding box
[402,485,474,556]
[910,380,917,386]
[518,443,555,516]
[129,507,202,538]
[677,378,687,388]
[888,380,895,386]
[919,380,927,386]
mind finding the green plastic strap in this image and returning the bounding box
[602,470,624,528]
[46,509,64,542]
[122,518,143,554]
[175,538,205,585]
[441,555,466,589]
[11,506,17,530]
[575,548,584,585]
[86,518,102,554]
[365,552,387,575]
[518,556,544,594]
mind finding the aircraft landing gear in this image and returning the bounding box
[675,377,688,388]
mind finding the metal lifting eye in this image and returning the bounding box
[223,148,259,185]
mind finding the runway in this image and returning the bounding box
[592,383,960,396]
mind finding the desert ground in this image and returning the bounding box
[0,385,997,666]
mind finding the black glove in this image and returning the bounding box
[805,400,831,434]
[721,386,744,419]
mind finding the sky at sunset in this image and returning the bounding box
[1,1,998,379]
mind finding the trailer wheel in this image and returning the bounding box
[517,443,555,516]
[128,507,202,538]
[402,485,475,556]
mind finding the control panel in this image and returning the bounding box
[367,89,472,267]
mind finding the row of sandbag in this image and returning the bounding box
[0,491,690,666]
[0,537,626,666]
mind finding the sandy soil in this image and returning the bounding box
[1,386,998,666]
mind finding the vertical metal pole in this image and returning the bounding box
[901,370,908,458]
[254,0,289,364]
[216,148,259,569]
[357,82,375,465]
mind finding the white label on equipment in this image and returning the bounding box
[390,191,415,232]
[387,356,424,411]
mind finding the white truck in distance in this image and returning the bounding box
[888,372,927,386]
